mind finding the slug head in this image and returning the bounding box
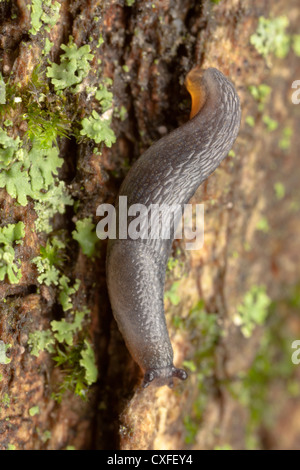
[142,365,188,389]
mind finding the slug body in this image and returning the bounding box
[107,68,241,388]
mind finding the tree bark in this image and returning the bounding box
[0,0,300,450]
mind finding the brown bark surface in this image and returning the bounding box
[0,0,300,450]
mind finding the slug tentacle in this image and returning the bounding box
[106,67,241,388]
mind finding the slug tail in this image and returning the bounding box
[185,66,207,119]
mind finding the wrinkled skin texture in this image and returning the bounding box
[107,68,241,388]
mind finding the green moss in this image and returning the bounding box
[72,217,98,258]
[0,222,25,284]
[0,103,66,206]
[233,285,271,338]
[52,339,97,402]
[25,106,71,149]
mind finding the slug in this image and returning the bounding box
[106,67,241,388]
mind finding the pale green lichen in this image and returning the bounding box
[245,116,255,128]
[28,307,97,401]
[0,126,64,206]
[34,182,73,234]
[0,72,6,104]
[262,115,278,132]
[29,406,40,417]
[0,222,25,284]
[32,237,65,286]
[248,84,271,111]
[256,217,270,233]
[164,281,181,306]
[79,340,98,386]
[233,286,271,338]
[250,16,290,63]
[80,110,116,147]
[51,310,86,346]
[72,217,98,258]
[47,37,94,92]
[279,126,293,150]
[58,276,80,311]
[28,329,56,357]
[95,84,113,112]
[274,182,285,200]
[0,127,22,169]
[180,301,220,444]
[29,0,61,36]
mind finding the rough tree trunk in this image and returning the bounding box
[0,0,299,450]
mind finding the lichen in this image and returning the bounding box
[233,286,271,338]
[80,110,116,147]
[72,217,98,258]
[47,37,94,93]
[0,222,25,284]
[29,0,61,36]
